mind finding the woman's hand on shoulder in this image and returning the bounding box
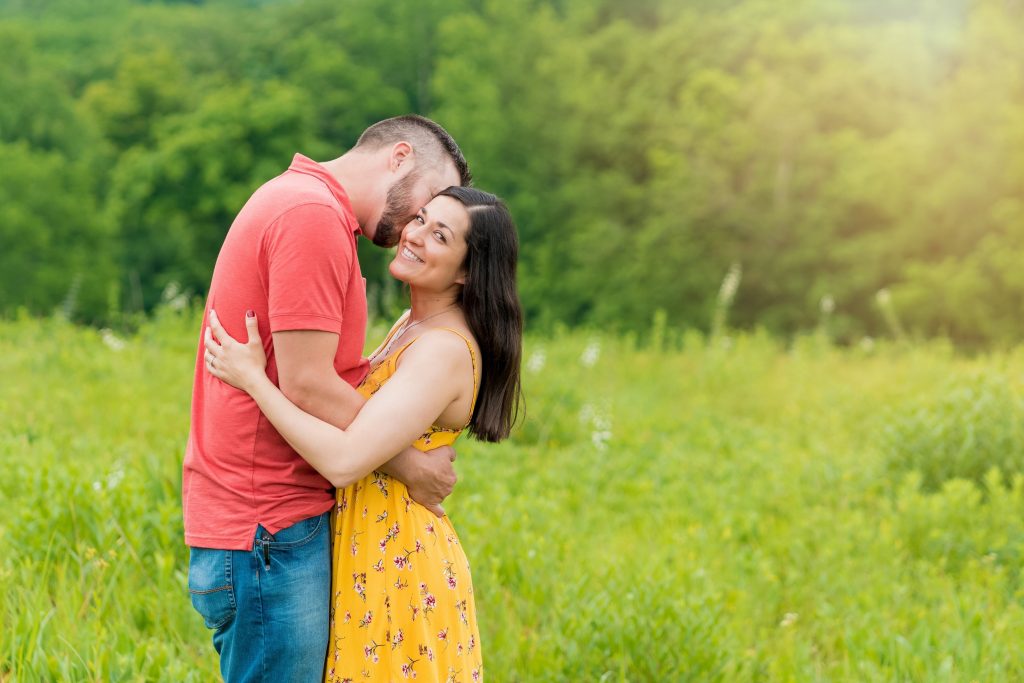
[204,309,269,394]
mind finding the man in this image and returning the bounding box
[183,115,471,682]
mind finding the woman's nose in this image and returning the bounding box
[405,222,426,244]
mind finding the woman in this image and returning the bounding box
[203,185,522,682]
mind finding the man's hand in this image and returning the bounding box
[379,445,457,517]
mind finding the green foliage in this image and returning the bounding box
[4,315,1024,679]
[108,81,316,308]
[0,25,94,156]
[0,313,209,680]
[882,369,1024,492]
[0,143,115,321]
[80,47,194,152]
[893,469,1024,579]
[1,0,1024,342]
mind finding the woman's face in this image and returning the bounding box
[388,195,471,291]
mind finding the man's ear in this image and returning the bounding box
[389,141,414,172]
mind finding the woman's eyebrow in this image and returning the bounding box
[422,207,454,236]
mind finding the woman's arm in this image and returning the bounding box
[205,311,470,488]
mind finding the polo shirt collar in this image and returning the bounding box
[288,154,362,235]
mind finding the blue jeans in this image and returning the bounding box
[188,511,331,683]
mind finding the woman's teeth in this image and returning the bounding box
[402,247,424,263]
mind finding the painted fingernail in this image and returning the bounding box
[246,310,255,318]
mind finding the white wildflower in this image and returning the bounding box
[161,281,188,311]
[779,612,799,628]
[106,463,125,491]
[580,339,601,368]
[579,403,612,452]
[527,347,546,374]
[718,262,742,305]
[100,328,126,352]
[711,262,742,339]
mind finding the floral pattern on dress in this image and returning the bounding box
[326,332,483,682]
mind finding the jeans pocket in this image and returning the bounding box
[270,511,329,549]
[188,547,236,630]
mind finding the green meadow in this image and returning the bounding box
[2,309,1023,681]
[4,0,1024,680]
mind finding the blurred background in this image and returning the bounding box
[5,1,1024,680]
[3,0,1023,346]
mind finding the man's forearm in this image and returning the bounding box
[272,329,417,486]
[376,448,417,481]
[284,374,365,431]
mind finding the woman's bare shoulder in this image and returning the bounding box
[395,327,479,386]
[406,327,477,363]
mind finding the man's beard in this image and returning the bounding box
[373,171,421,247]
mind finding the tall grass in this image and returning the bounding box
[2,310,1023,680]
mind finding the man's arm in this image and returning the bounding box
[273,329,362,427]
[273,329,456,513]
[378,446,457,514]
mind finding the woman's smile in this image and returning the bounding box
[389,195,471,290]
[400,245,425,263]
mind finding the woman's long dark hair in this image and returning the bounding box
[438,186,523,442]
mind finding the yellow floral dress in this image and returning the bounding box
[326,329,483,683]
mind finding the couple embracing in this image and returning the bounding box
[182,115,523,682]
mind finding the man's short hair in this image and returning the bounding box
[355,115,472,186]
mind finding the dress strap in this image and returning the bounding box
[435,328,479,411]
[374,326,479,427]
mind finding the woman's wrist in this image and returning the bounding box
[246,373,274,400]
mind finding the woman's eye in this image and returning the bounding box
[415,214,425,224]
[433,231,446,243]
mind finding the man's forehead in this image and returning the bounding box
[429,161,461,190]
[417,161,460,198]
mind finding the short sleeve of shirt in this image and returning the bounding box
[263,203,354,334]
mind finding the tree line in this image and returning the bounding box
[2,0,1022,346]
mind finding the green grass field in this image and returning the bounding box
[2,309,1024,681]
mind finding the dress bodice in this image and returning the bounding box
[357,325,479,451]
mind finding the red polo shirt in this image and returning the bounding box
[183,154,369,551]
